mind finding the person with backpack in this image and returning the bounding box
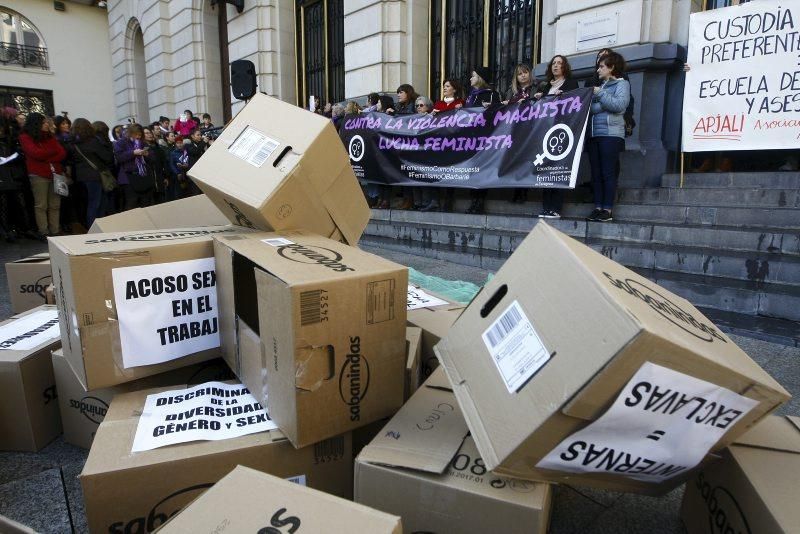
[70,118,114,228]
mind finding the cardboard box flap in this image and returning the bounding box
[160,465,401,533]
[425,366,453,391]
[214,230,403,285]
[50,226,243,256]
[89,195,229,234]
[10,253,49,264]
[81,385,285,477]
[358,378,469,474]
[732,415,800,454]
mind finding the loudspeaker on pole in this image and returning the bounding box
[230,59,257,101]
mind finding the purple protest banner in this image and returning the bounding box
[340,88,592,189]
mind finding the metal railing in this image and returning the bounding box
[0,42,49,70]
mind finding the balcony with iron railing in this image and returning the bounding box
[0,42,49,70]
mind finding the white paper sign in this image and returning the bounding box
[228,126,279,167]
[682,1,800,152]
[112,257,219,368]
[0,309,60,351]
[537,362,759,482]
[407,285,449,310]
[131,381,278,452]
[482,300,550,393]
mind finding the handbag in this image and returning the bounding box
[75,145,117,192]
[51,164,69,196]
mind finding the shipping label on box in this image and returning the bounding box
[188,93,370,245]
[434,221,790,495]
[53,349,234,450]
[49,226,248,390]
[213,230,408,448]
[158,465,401,533]
[81,385,354,534]
[5,253,52,314]
[0,306,62,451]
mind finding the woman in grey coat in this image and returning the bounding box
[586,52,630,222]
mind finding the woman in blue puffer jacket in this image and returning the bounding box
[586,52,630,222]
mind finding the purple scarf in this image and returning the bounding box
[133,138,147,176]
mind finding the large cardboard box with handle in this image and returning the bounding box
[0,305,62,451]
[52,348,233,449]
[213,230,407,448]
[681,415,800,534]
[434,221,790,495]
[187,93,370,245]
[355,368,552,534]
[5,253,52,314]
[158,465,402,533]
[49,226,246,390]
[81,385,353,534]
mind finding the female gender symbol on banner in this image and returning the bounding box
[348,135,365,162]
[534,124,574,166]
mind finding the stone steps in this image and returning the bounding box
[617,187,800,208]
[661,172,800,189]
[371,211,799,258]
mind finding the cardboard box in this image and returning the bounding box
[5,253,52,314]
[405,326,422,401]
[406,288,465,378]
[434,221,790,494]
[0,305,62,451]
[52,348,233,449]
[45,284,55,304]
[681,415,800,534]
[213,230,407,448]
[49,225,247,390]
[81,385,354,534]
[158,465,401,533]
[88,195,228,233]
[188,93,370,245]
[355,368,552,534]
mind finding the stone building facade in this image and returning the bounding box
[3,0,747,183]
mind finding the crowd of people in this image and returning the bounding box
[0,47,635,242]
[319,48,634,220]
[0,108,216,242]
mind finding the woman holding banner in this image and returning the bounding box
[432,79,465,114]
[504,63,536,204]
[586,52,630,223]
[536,55,579,219]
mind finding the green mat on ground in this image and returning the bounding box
[408,267,484,304]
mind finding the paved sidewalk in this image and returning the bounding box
[0,238,796,533]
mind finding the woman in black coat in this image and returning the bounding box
[69,118,114,228]
[535,55,579,219]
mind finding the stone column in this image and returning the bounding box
[344,0,428,99]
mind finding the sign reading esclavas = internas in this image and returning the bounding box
[340,88,592,189]
[682,0,800,151]
[112,257,219,368]
[536,362,758,483]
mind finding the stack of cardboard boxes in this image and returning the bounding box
[2,93,797,534]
